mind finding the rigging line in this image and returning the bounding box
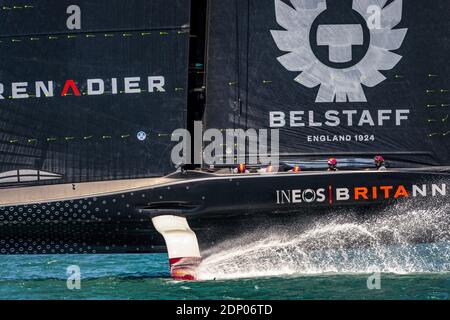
[235,0,241,126]
[245,0,250,130]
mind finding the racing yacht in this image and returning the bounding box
[0,0,449,280]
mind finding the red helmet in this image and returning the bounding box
[374,155,385,163]
[328,158,337,166]
[237,163,246,173]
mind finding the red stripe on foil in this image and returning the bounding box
[169,257,201,281]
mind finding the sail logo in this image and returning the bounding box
[271,0,407,103]
[137,131,147,141]
[0,76,166,100]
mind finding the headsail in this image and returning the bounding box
[204,0,450,166]
[0,0,191,185]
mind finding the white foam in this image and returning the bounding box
[197,198,450,280]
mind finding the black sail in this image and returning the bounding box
[204,0,450,166]
[0,0,190,184]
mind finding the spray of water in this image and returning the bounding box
[197,196,450,280]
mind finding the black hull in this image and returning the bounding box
[0,168,449,255]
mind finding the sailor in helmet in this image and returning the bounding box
[288,165,301,173]
[374,155,387,171]
[233,163,250,174]
[327,158,338,171]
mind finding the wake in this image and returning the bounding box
[197,197,450,280]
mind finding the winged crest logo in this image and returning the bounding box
[271,0,408,103]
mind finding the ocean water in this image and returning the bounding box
[0,250,449,300]
[1,198,449,300]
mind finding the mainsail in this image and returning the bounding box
[0,0,191,184]
[204,0,450,166]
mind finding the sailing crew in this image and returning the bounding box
[327,158,338,171]
[374,155,387,171]
[233,163,250,174]
[288,165,302,173]
[258,164,275,173]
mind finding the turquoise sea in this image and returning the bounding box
[0,250,449,300]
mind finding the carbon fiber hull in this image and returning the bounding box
[0,168,448,254]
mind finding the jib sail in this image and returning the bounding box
[204,0,450,166]
[0,0,190,184]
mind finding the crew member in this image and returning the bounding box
[258,164,275,173]
[327,158,338,171]
[374,155,387,171]
[233,163,250,174]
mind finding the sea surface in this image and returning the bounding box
[1,198,449,300]
[0,250,449,300]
